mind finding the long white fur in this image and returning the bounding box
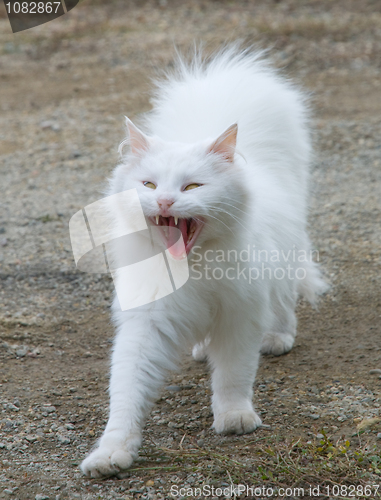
[80,47,326,478]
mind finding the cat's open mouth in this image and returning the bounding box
[150,216,204,258]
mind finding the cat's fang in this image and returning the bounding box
[155,215,159,225]
[174,216,178,225]
[187,226,196,244]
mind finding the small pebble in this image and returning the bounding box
[369,369,381,375]
[16,346,28,357]
[43,406,56,414]
[7,404,19,412]
[25,435,38,442]
[165,385,181,392]
[40,120,60,131]
[57,434,71,445]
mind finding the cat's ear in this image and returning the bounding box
[208,124,238,163]
[122,117,151,155]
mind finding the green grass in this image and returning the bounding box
[127,431,381,498]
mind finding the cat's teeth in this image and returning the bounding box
[187,227,196,243]
[174,216,178,225]
[155,215,159,225]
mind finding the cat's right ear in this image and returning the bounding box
[207,123,238,163]
[119,117,151,156]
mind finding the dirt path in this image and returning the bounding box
[0,1,380,498]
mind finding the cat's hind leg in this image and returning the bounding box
[192,336,210,362]
[261,289,297,356]
[209,315,262,435]
[260,331,296,356]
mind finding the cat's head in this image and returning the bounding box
[111,118,249,258]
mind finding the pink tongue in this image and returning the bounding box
[167,218,188,258]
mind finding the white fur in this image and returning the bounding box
[80,47,326,478]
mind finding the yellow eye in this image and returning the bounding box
[184,183,201,191]
[143,181,156,190]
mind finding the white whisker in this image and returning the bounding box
[209,207,251,233]
[217,200,251,218]
[203,213,237,236]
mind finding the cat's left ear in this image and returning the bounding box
[208,124,238,163]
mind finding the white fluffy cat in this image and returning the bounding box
[80,47,326,478]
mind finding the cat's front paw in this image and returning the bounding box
[80,446,134,478]
[261,332,295,356]
[213,410,262,435]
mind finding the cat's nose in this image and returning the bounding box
[157,198,174,215]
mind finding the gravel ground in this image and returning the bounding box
[0,1,381,499]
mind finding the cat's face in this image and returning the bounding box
[116,120,248,258]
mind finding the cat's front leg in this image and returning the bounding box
[209,318,262,435]
[81,314,176,478]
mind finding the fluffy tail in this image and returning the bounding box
[298,260,329,306]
